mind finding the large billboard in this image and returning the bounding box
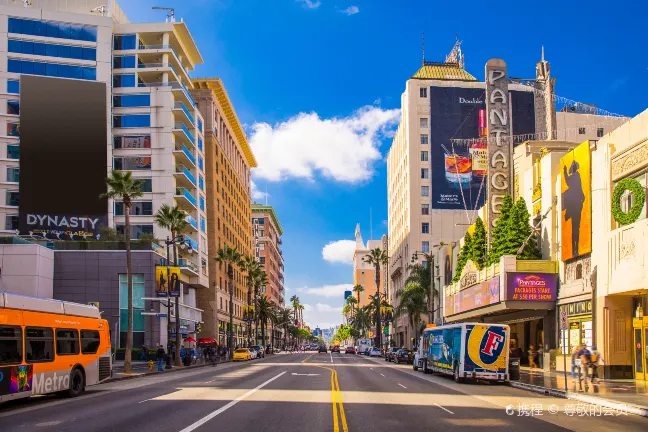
[19,75,107,240]
[429,85,535,211]
[506,272,557,302]
[560,141,592,261]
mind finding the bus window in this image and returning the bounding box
[56,329,80,356]
[26,327,54,363]
[81,330,100,354]
[0,325,22,365]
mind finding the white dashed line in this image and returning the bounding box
[380,373,385,377]
[434,403,454,415]
[398,383,407,389]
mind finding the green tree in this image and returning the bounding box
[215,245,243,356]
[352,284,364,312]
[100,170,144,374]
[394,283,428,348]
[253,270,270,344]
[153,204,188,366]
[451,232,473,284]
[350,306,371,337]
[275,308,293,349]
[240,255,261,346]
[470,216,487,269]
[487,194,514,265]
[511,197,541,260]
[363,248,389,348]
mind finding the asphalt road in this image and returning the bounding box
[1,352,647,431]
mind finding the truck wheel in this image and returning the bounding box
[413,360,419,371]
[67,368,85,397]
[423,359,429,374]
[453,364,463,383]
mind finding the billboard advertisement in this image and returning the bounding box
[506,272,557,302]
[18,75,107,240]
[560,141,592,261]
[155,266,181,297]
[444,276,500,316]
[464,324,508,372]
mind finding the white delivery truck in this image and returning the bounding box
[413,323,510,383]
[358,338,372,354]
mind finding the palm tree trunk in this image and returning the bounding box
[375,264,381,349]
[229,270,234,358]
[254,285,258,344]
[247,276,252,347]
[124,207,133,374]
[173,230,181,367]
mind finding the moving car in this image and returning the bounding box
[310,344,319,351]
[385,346,401,362]
[233,348,251,361]
[395,349,414,364]
[358,338,372,355]
[369,347,382,357]
[318,345,328,353]
[332,345,341,353]
[256,346,266,358]
[249,348,258,359]
[346,346,356,354]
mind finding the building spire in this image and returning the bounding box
[541,45,545,62]
[421,32,425,66]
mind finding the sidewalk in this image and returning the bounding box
[509,366,648,417]
[110,358,231,381]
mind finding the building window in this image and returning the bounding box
[200,216,206,233]
[113,55,136,69]
[5,214,18,231]
[113,94,150,108]
[113,156,151,170]
[260,257,266,264]
[420,87,427,98]
[113,74,136,88]
[6,191,19,206]
[422,222,429,234]
[0,326,22,365]
[198,156,204,171]
[198,136,203,152]
[578,127,586,135]
[113,115,150,128]
[597,128,604,137]
[421,151,428,162]
[7,79,19,94]
[25,327,54,363]
[8,59,95,80]
[6,122,20,137]
[420,134,429,145]
[199,196,205,211]
[8,18,97,42]
[421,204,429,215]
[8,39,96,61]
[575,263,583,280]
[113,136,151,149]
[421,186,429,197]
[420,118,428,128]
[119,274,145,348]
[201,258,207,275]
[199,175,204,191]
[422,241,430,253]
[116,224,153,239]
[259,243,265,250]
[7,145,19,160]
[257,218,265,225]
[7,101,19,115]
[113,34,137,50]
[6,167,19,183]
[114,201,152,216]
[56,329,79,356]
[421,168,429,179]
[140,178,153,192]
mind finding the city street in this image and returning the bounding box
[1,353,646,432]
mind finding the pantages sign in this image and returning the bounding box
[19,213,106,240]
[485,58,511,241]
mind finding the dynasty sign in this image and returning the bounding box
[19,213,106,240]
[485,59,511,240]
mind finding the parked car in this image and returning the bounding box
[232,348,251,361]
[332,345,341,353]
[254,346,265,358]
[345,346,356,354]
[318,345,328,353]
[395,349,414,364]
[249,348,258,359]
[369,347,382,357]
[385,347,402,362]
[310,344,319,351]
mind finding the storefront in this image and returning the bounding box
[632,295,648,381]
[559,300,593,357]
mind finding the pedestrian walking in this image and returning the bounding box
[577,345,592,385]
[528,345,538,369]
[571,344,582,378]
[156,345,166,372]
[589,346,605,383]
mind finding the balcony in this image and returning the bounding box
[6,170,19,183]
[174,187,197,210]
[174,164,196,188]
[608,219,648,296]
[171,81,196,108]
[184,214,198,232]
[183,234,198,253]
[173,143,196,167]
[178,257,199,275]
[173,101,195,127]
[179,303,202,323]
[7,145,19,160]
[173,122,195,147]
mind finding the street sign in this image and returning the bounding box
[383,326,389,336]
[157,313,168,318]
[560,308,568,329]
[368,331,374,338]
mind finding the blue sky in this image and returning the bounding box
[121,0,647,328]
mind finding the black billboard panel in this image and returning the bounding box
[19,75,107,240]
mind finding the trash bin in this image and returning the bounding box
[509,357,520,381]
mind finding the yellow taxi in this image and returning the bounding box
[233,348,251,361]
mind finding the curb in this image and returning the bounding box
[508,381,648,418]
[108,360,232,383]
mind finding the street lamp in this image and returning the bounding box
[164,235,185,368]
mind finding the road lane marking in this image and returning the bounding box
[370,368,374,371]
[398,383,407,389]
[333,369,348,432]
[304,352,348,432]
[380,373,385,377]
[204,378,219,383]
[434,402,454,414]
[292,373,320,376]
[178,371,286,432]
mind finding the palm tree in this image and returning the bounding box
[276,308,293,349]
[363,248,389,348]
[256,294,275,347]
[345,295,358,313]
[253,270,269,344]
[350,306,371,338]
[153,204,188,366]
[215,245,243,357]
[100,170,144,374]
[394,282,428,348]
[352,284,364,310]
[240,255,260,347]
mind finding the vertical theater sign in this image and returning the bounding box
[485,59,511,241]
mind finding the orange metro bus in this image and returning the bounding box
[0,292,112,403]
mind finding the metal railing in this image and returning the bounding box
[173,101,195,125]
[174,122,195,145]
[175,187,197,207]
[174,164,196,185]
[174,143,196,166]
[183,234,198,251]
[185,215,198,230]
[178,257,199,273]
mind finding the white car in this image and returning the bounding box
[369,347,382,357]
[249,348,258,359]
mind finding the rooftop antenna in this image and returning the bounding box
[152,7,176,22]
[541,45,545,62]
[421,32,425,66]
[90,5,108,16]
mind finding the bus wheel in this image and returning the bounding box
[453,364,463,384]
[67,368,85,397]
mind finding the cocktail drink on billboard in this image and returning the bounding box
[469,109,488,179]
[444,153,472,187]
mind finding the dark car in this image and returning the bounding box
[395,349,414,364]
[254,345,265,358]
[345,346,356,354]
[318,345,328,353]
[385,347,402,362]
[332,345,340,353]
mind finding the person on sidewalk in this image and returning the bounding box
[577,345,592,386]
[589,346,605,383]
[528,345,538,369]
[156,345,166,372]
[571,345,582,378]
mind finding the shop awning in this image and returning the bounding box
[444,300,555,323]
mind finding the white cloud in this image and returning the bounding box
[297,0,321,8]
[250,180,268,202]
[296,283,353,298]
[249,106,400,183]
[341,6,360,15]
[302,302,344,329]
[322,240,355,264]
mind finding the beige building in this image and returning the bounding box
[353,224,385,309]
